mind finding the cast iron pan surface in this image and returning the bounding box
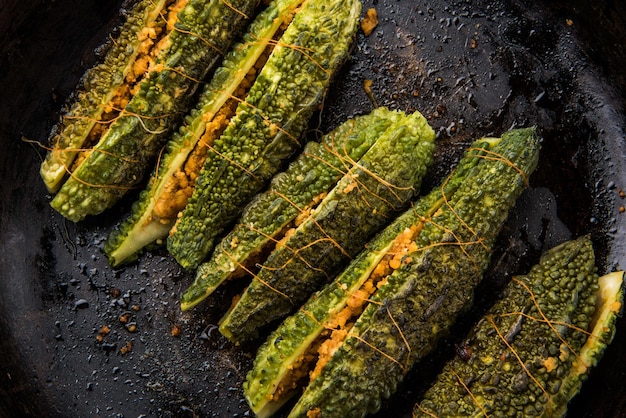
[1,0,625,416]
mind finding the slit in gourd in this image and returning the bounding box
[69,0,188,174]
[224,190,330,282]
[265,222,424,412]
[154,42,277,227]
[105,1,305,266]
[156,2,310,229]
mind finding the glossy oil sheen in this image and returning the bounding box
[0,0,625,416]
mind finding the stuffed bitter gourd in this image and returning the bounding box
[218,109,436,344]
[288,128,540,418]
[49,0,259,222]
[245,127,540,418]
[179,107,402,311]
[105,0,307,266]
[244,136,501,418]
[40,0,171,193]
[167,0,363,270]
[414,238,623,418]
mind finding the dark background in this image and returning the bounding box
[1,0,625,416]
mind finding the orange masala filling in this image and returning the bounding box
[154,28,289,226]
[271,223,424,400]
[309,224,421,380]
[73,0,188,169]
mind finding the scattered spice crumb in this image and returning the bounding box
[96,325,110,343]
[119,312,131,324]
[363,79,378,107]
[566,18,574,26]
[120,341,133,355]
[619,188,625,199]
[620,206,625,213]
[343,179,358,194]
[171,324,182,337]
[361,8,378,36]
[543,356,558,373]
[126,323,137,333]
[131,304,141,312]
[306,407,322,418]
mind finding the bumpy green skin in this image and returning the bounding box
[552,270,624,414]
[180,108,401,310]
[244,138,500,417]
[40,0,168,193]
[50,0,259,222]
[289,127,540,418]
[167,0,363,269]
[105,0,305,266]
[219,110,436,343]
[414,237,613,418]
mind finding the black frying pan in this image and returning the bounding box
[1,0,625,416]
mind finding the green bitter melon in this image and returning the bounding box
[166,0,363,270]
[218,109,436,344]
[105,0,307,266]
[414,237,623,418]
[47,0,259,222]
[244,127,540,418]
[40,0,171,193]
[179,107,402,311]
